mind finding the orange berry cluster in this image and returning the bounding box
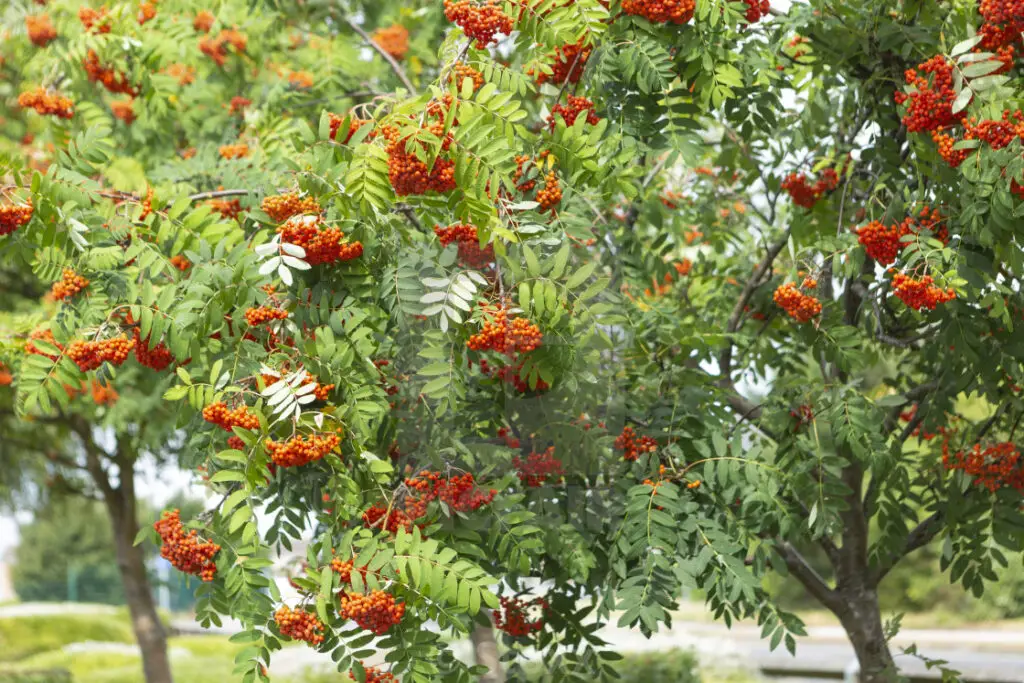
[979,0,1024,48]
[513,446,565,487]
[0,365,12,387]
[274,606,325,646]
[781,169,838,209]
[287,71,314,89]
[537,171,562,212]
[79,6,112,34]
[138,2,157,25]
[200,29,247,67]
[405,470,497,514]
[371,24,409,61]
[894,55,956,133]
[208,198,242,220]
[26,14,57,47]
[434,223,495,268]
[548,95,600,130]
[88,379,119,406]
[467,306,543,355]
[219,143,249,160]
[193,10,215,33]
[0,199,33,236]
[451,62,485,92]
[773,282,822,322]
[349,665,397,683]
[202,402,261,432]
[338,590,405,635]
[83,51,139,96]
[944,441,1024,492]
[533,39,591,85]
[262,192,321,222]
[133,329,174,371]
[51,268,88,300]
[265,433,340,467]
[245,306,289,326]
[67,336,135,372]
[380,123,456,197]
[855,206,948,265]
[443,0,513,48]
[621,0,695,24]
[329,114,371,144]
[18,88,74,119]
[890,273,955,311]
[331,557,368,584]
[111,99,135,125]
[933,110,1024,168]
[277,215,363,265]
[154,509,220,581]
[494,595,547,637]
[614,426,658,461]
[25,328,61,360]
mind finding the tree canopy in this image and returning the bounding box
[3,1,1024,682]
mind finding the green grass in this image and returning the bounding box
[0,613,135,663]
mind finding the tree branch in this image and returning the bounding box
[776,540,844,613]
[346,18,417,95]
[872,511,943,584]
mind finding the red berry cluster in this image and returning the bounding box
[245,306,289,326]
[83,51,139,96]
[277,215,364,264]
[743,0,770,23]
[199,29,247,67]
[773,282,822,322]
[51,268,89,300]
[615,426,658,461]
[781,169,839,209]
[790,404,814,431]
[434,223,495,268]
[362,504,416,534]
[170,255,191,271]
[202,402,261,432]
[338,590,405,635]
[133,329,175,371]
[26,14,57,47]
[380,118,457,196]
[537,171,563,212]
[138,2,157,26]
[498,426,521,448]
[405,470,497,516]
[274,606,325,646]
[262,192,321,222]
[80,6,113,33]
[18,88,74,119]
[513,446,565,487]
[979,0,1024,48]
[621,0,695,24]
[855,206,948,266]
[944,441,1024,492]
[0,199,33,236]
[329,114,371,144]
[67,337,135,372]
[349,665,397,683]
[467,306,543,354]
[264,433,340,467]
[25,328,60,360]
[533,39,592,85]
[494,595,547,637]
[894,55,956,133]
[890,273,955,310]
[479,361,550,393]
[443,0,513,48]
[933,110,1024,168]
[154,509,220,581]
[548,95,600,131]
[371,24,409,61]
[208,197,241,220]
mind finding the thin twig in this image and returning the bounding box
[346,18,417,95]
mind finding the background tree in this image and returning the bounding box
[3,1,1024,683]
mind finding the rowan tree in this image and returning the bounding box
[2,1,1024,683]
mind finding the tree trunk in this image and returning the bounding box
[110,500,174,683]
[471,619,505,683]
[835,587,897,683]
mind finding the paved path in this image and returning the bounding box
[0,602,119,618]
